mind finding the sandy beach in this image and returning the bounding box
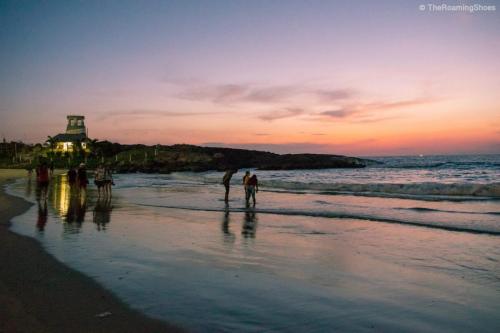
[0,169,184,333]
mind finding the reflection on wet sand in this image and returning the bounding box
[42,174,115,234]
[221,204,259,241]
[242,207,258,239]
[93,197,113,231]
[36,200,48,231]
[221,204,235,243]
[25,177,33,198]
[68,191,86,223]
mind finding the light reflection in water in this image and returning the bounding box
[50,174,70,218]
[41,175,113,233]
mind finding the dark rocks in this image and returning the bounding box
[112,144,376,173]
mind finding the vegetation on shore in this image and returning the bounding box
[0,139,377,172]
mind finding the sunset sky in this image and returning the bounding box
[0,0,499,156]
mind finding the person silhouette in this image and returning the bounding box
[246,174,259,206]
[222,169,238,203]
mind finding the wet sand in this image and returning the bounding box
[7,171,499,332]
[0,169,184,333]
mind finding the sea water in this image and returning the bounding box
[7,154,500,332]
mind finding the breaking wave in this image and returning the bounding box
[377,161,500,169]
[259,181,500,200]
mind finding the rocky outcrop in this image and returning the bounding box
[112,144,378,173]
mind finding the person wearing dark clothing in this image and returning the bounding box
[222,169,238,203]
[246,174,259,206]
[94,164,106,197]
[103,166,114,197]
[35,162,50,201]
[242,171,251,202]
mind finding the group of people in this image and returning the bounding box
[93,164,114,198]
[223,169,259,205]
[67,163,90,193]
[30,161,114,201]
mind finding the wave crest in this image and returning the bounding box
[259,181,500,199]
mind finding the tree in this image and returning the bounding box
[46,136,57,152]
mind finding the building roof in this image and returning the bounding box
[51,133,87,142]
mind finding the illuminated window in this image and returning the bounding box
[63,142,73,152]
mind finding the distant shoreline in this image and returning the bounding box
[0,170,185,333]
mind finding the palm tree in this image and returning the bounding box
[87,138,99,156]
[46,136,56,152]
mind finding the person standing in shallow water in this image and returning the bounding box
[35,161,50,201]
[94,164,106,198]
[242,171,251,202]
[222,169,238,203]
[103,164,114,197]
[246,174,259,206]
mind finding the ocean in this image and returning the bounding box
[7,154,500,332]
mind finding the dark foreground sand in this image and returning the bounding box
[0,170,184,333]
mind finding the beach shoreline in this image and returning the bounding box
[0,169,184,333]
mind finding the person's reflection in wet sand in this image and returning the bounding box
[221,203,235,243]
[64,186,87,233]
[25,177,33,198]
[242,207,258,239]
[93,197,113,231]
[36,200,48,232]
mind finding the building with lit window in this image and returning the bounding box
[49,115,90,153]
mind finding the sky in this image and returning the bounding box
[0,0,499,156]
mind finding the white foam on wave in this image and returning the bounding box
[259,181,500,199]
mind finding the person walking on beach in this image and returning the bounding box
[35,161,50,201]
[94,164,106,198]
[243,171,251,202]
[246,174,259,206]
[222,169,238,203]
[103,165,114,197]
